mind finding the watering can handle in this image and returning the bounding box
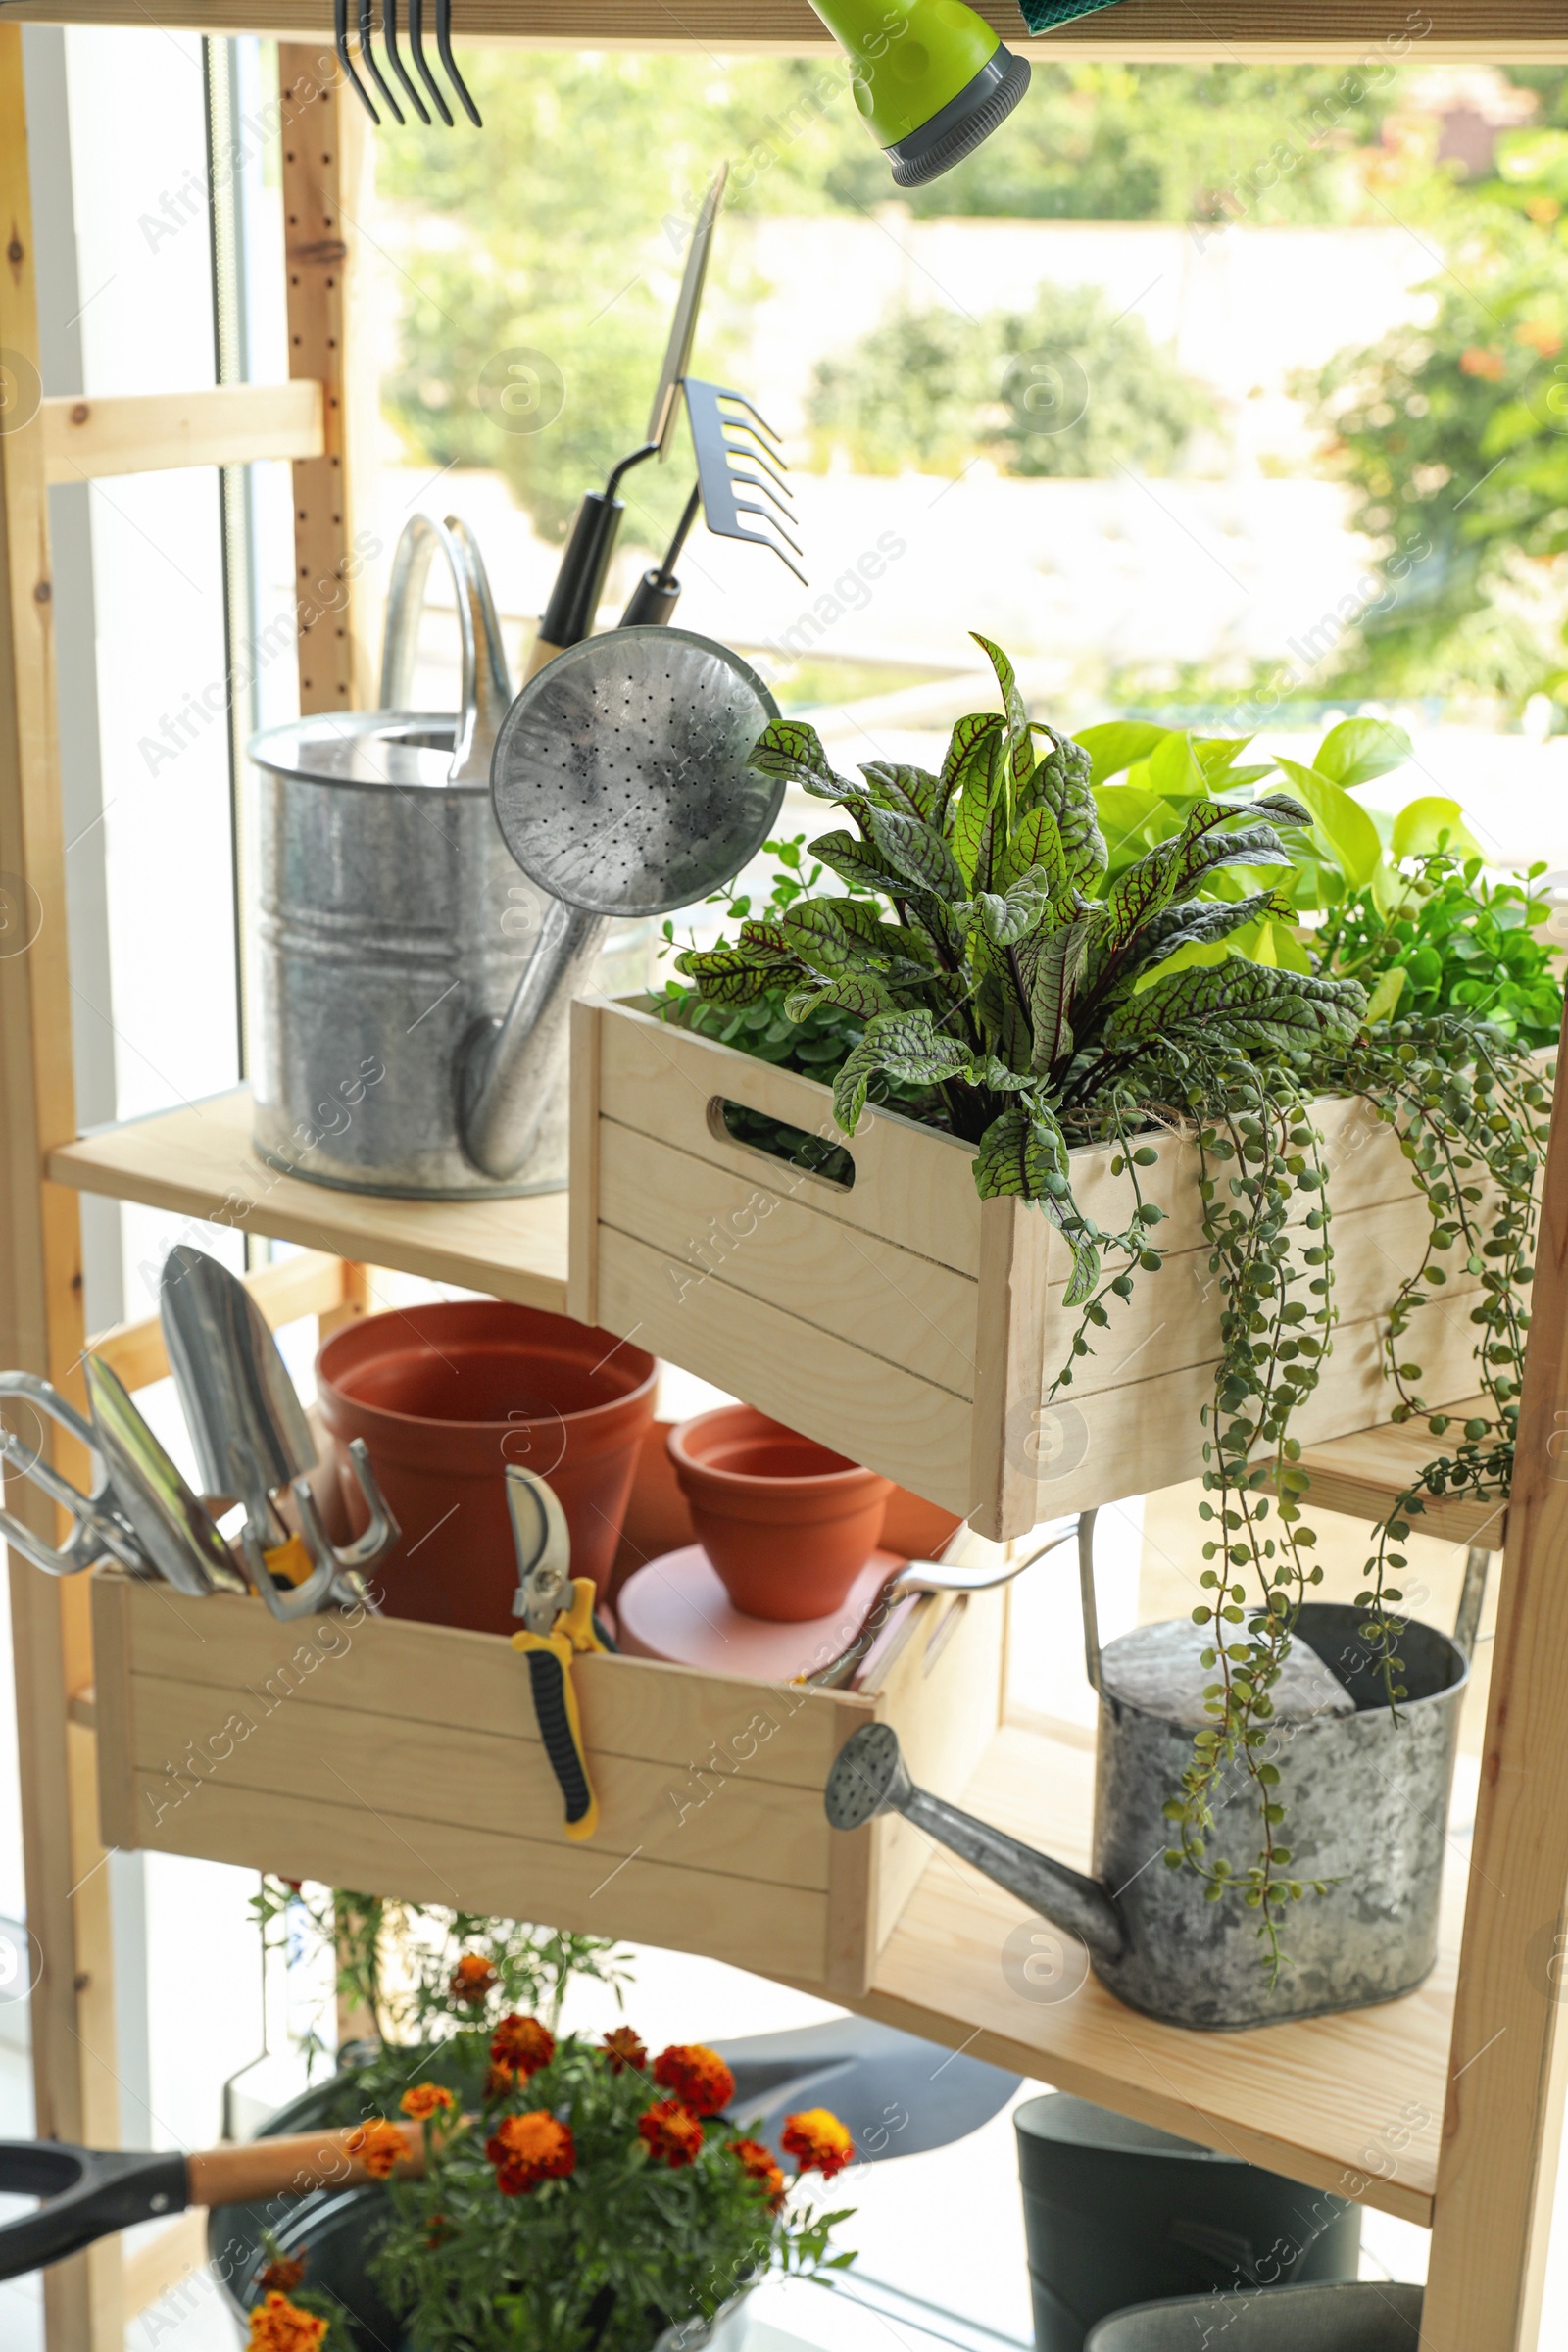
[378,512,513,785]
[1077,1509,1103,1693]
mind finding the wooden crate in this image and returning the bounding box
[90,1548,1006,2001]
[568,996,1494,1542]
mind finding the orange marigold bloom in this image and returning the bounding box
[345,2117,408,2180]
[651,2042,734,2118]
[400,2082,455,2121]
[602,2026,648,2075]
[1460,346,1506,381]
[450,1953,499,2004]
[491,2013,555,2078]
[638,2097,706,2169]
[484,2063,515,2103]
[256,2256,306,2295]
[485,2108,575,2195]
[248,2292,328,2351]
[782,2108,855,2180]
[728,2136,786,2211]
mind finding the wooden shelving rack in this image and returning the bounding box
[5,9,1568,2350]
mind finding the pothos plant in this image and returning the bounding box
[667,635,1555,1976]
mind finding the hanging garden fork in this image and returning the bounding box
[334,0,481,128]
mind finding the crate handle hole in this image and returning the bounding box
[706,1097,856,1191]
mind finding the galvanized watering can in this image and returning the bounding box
[250,514,633,1199]
[827,1513,1481,2032]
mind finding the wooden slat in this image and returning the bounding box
[0,31,122,2347]
[853,1725,1454,2229]
[595,999,984,1274]
[597,1117,980,1399]
[281,51,376,713]
[39,382,323,483]
[97,1574,861,1788]
[1421,1008,1568,2351]
[0,0,1562,57]
[1295,1397,1509,1550]
[48,1087,570,1312]
[88,1246,354,1393]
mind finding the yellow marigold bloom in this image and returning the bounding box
[781,2108,855,2180]
[248,2291,328,2350]
[400,2082,455,2121]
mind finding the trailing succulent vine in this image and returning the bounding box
[666,634,1556,1976]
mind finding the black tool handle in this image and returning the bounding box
[619,568,682,628]
[538,493,623,655]
[0,2143,188,2280]
[524,1647,594,1830]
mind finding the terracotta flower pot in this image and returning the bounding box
[666,1405,892,1623]
[317,1301,657,1634]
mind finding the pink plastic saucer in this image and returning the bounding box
[615,1544,911,1683]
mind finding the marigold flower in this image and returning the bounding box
[449,1953,499,2004]
[256,2256,306,2296]
[485,2108,576,2195]
[491,2013,555,2078]
[782,2108,855,2180]
[651,2042,734,2117]
[345,2117,408,2180]
[248,2292,328,2351]
[638,2097,706,2169]
[728,2135,786,2210]
[602,2025,648,2076]
[400,2082,455,2121]
[1460,346,1506,381]
[484,2063,515,2103]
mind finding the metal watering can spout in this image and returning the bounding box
[826,1720,1127,1963]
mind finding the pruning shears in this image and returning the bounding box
[507,1466,615,1841]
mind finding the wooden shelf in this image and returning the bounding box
[858,1723,1456,2227]
[48,1088,569,1314]
[35,1091,1493,2223]
[1297,1402,1507,1550]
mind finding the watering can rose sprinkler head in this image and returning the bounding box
[808,0,1031,187]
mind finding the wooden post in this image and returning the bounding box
[1421,1011,1568,2352]
[0,27,122,2348]
[279,43,377,715]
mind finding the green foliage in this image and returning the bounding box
[665,635,1553,1970]
[250,1880,630,2094]
[1304,127,1568,698]
[808,285,1212,479]
[670,634,1364,1312]
[1317,855,1563,1047]
[373,2033,852,2352]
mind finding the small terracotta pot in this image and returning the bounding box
[317,1301,657,1634]
[666,1405,892,1623]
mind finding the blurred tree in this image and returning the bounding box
[807,285,1211,476]
[1305,122,1568,700]
[373,50,1420,541]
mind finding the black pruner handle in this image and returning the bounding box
[0,2142,189,2279]
[515,1634,599,1840]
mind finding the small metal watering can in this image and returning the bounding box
[827,1515,1483,2032]
[250,513,627,1199]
